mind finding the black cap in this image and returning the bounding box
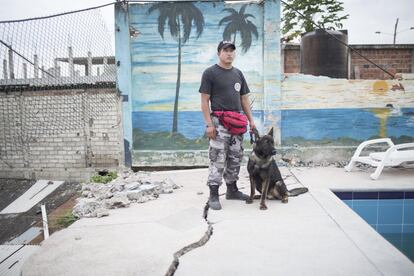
[217,40,236,52]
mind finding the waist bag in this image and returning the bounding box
[212,111,248,135]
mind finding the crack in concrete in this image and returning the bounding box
[164,201,214,276]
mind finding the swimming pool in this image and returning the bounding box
[335,191,414,262]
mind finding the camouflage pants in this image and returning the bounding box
[207,116,244,187]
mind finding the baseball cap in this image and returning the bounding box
[217,40,236,52]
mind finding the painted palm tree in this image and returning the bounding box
[148,3,204,134]
[219,4,258,53]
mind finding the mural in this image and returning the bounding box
[115,1,411,167]
[127,1,272,151]
[281,75,414,146]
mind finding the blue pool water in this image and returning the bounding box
[335,191,414,262]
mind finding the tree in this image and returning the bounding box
[219,4,258,53]
[282,0,349,41]
[148,3,204,134]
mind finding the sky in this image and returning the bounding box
[0,0,413,45]
[340,0,414,44]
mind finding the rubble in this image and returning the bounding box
[72,169,180,218]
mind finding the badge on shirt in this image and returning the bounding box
[234,82,241,93]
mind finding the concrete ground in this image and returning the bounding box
[21,165,414,276]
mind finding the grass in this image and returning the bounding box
[90,171,118,184]
[56,210,78,228]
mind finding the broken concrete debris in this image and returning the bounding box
[72,170,180,218]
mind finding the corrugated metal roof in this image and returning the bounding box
[4,228,43,246]
[0,245,39,276]
[0,180,64,214]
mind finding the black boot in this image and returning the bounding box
[208,185,222,210]
[226,182,249,200]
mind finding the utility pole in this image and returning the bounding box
[393,18,399,45]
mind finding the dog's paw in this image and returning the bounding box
[245,199,253,204]
[282,197,288,203]
[260,204,268,210]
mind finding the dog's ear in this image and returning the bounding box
[267,127,274,137]
[253,128,260,140]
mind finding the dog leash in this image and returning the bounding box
[249,129,256,145]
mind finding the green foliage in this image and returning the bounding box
[282,0,349,40]
[57,211,78,228]
[90,171,118,184]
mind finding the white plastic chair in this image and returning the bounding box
[345,138,414,180]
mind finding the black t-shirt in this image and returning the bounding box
[199,64,250,111]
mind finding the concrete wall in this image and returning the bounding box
[281,74,414,162]
[0,88,123,181]
[116,1,281,166]
[283,44,414,79]
[117,2,414,167]
[284,44,301,73]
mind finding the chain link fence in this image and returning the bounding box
[0,3,119,162]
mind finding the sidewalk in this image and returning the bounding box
[21,166,414,276]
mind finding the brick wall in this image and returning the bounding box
[283,44,414,79]
[283,44,301,73]
[0,87,123,181]
[350,45,413,79]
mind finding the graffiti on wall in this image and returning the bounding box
[128,2,270,150]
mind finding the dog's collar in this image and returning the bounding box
[251,152,273,169]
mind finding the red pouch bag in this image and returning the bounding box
[212,111,248,135]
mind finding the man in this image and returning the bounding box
[199,40,256,210]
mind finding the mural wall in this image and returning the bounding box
[115,1,281,165]
[115,0,413,166]
[281,75,414,146]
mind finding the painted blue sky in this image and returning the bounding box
[128,2,269,112]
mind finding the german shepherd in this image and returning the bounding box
[246,128,308,210]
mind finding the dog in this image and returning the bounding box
[246,128,308,210]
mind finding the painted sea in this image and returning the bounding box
[281,108,414,141]
[132,108,414,149]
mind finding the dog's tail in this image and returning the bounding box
[287,187,309,197]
